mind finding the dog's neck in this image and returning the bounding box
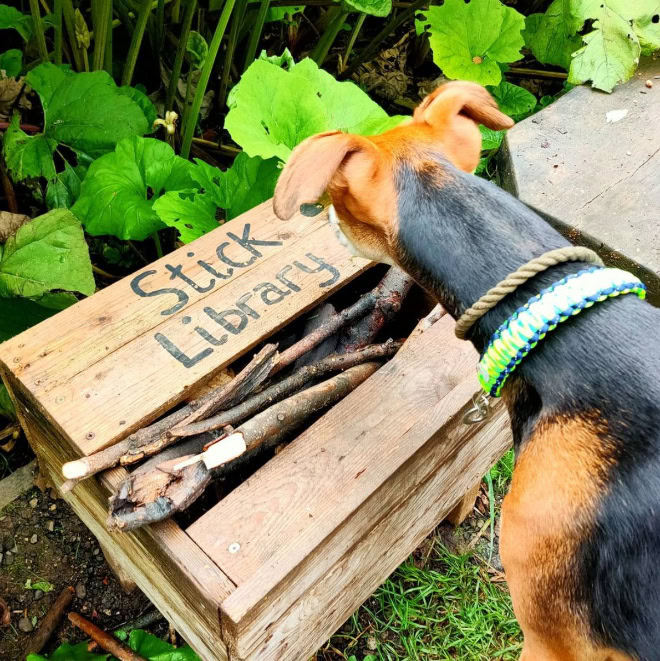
[394,158,579,353]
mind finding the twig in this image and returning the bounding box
[506,67,568,80]
[338,267,414,352]
[61,345,279,488]
[23,587,74,656]
[171,341,402,438]
[293,303,338,369]
[68,613,147,661]
[0,123,43,133]
[108,363,379,531]
[0,160,18,214]
[0,596,9,627]
[92,264,120,280]
[114,609,164,635]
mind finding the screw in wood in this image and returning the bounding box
[227,542,241,554]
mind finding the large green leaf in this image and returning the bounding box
[26,64,151,160]
[72,137,196,241]
[45,162,84,209]
[0,296,74,343]
[0,49,22,77]
[152,192,218,243]
[568,1,660,92]
[0,4,33,41]
[265,6,304,22]
[489,81,536,117]
[0,384,14,420]
[479,125,504,151]
[3,114,57,181]
[27,642,109,661]
[117,85,158,129]
[0,209,95,298]
[342,0,391,17]
[225,57,402,161]
[128,630,200,660]
[523,0,584,70]
[415,0,525,86]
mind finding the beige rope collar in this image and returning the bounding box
[454,246,604,340]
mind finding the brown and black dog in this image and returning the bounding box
[273,82,660,661]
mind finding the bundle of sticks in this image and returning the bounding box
[61,268,443,531]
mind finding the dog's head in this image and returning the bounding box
[272,81,512,266]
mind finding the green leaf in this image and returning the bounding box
[26,63,150,160]
[226,57,401,161]
[24,578,55,592]
[117,85,158,130]
[3,114,57,181]
[186,30,208,69]
[523,0,584,70]
[479,125,504,151]
[27,641,109,661]
[0,49,22,77]
[415,0,525,85]
[257,48,296,68]
[153,192,218,243]
[342,0,391,17]
[264,6,304,22]
[0,384,14,420]
[0,209,95,298]
[72,137,196,241]
[0,4,33,41]
[489,81,536,117]
[45,162,84,209]
[128,630,200,660]
[568,1,660,92]
[0,296,72,343]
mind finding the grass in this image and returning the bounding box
[317,451,521,661]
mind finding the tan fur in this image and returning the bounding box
[272,81,512,267]
[500,415,631,660]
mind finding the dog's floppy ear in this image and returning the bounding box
[414,81,513,132]
[273,131,377,220]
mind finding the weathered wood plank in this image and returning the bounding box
[446,480,481,526]
[188,316,512,656]
[0,459,36,512]
[222,406,510,660]
[0,205,370,454]
[500,57,660,299]
[2,369,234,661]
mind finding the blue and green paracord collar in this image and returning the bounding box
[478,266,646,398]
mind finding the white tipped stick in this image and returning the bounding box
[172,432,247,471]
[62,458,90,480]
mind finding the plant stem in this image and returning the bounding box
[166,0,197,112]
[156,0,166,51]
[54,0,63,65]
[121,0,153,86]
[506,67,568,80]
[341,12,364,72]
[152,231,164,259]
[340,0,427,78]
[180,0,237,159]
[29,0,50,63]
[242,0,270,72]
[181,72,194,139]
[310,8,348,66]
[61,0,83,70]
[171,0,181,21]
[218,0,248,111]
[93,0,112,71]
[105,2,113,74]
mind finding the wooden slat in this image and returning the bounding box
[0,206,370,454]
[500,56,660,300]
[2,369,234,661]
[223,406,510,660]
[188,316,511,656]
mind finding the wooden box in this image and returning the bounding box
[0,202,511,660]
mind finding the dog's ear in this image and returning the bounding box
[414,81,513,132]
[273,131,377,220]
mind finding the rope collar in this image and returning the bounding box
[477,266,646,398]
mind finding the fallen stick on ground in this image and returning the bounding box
[23,586,75,656]
[61,345,279,490]
[0,459,36,511]
[170,341,402,438]
[0,596,9,627]
[338,267,415,353]
[68,612,148,661]
[108,362,380,531]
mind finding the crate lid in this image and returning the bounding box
[0,201,370,456]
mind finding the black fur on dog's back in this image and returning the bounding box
[394,155,660,660]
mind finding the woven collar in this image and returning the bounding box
[478,267,646,397]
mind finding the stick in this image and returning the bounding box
[68,613,147,661]
[108,363,379,531]
[338,267,414,352]
[293,303,339,369]
[0,596,9,627]
[61,345,279,488]
[170,341,402,438]
[23,587,74,656]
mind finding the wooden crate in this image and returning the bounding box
[0,201,511,661]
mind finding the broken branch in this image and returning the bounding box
[68,612,148,661]
[171,341,402,438]
[61,345,279,489]
[108,363,379,531]
[23,586,75,656]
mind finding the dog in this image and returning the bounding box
[272,81,660,661]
